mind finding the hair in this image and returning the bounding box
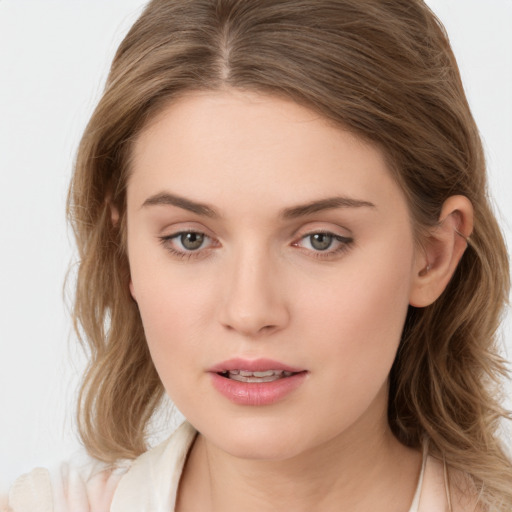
[67,0,511,509]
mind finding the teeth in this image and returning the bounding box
[223,370,294,383]
[253,370,275,377]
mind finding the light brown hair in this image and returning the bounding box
[67,0,511,509]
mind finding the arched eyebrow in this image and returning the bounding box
[141,192,375,218]
[281,197,376,218]
[141,192,217,217]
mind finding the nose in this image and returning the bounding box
[217,247,290,338]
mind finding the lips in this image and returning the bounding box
[208,358,307,405]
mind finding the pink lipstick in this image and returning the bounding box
[209,358,307,406]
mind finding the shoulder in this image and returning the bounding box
[1,467,53,512]
[2,455,130,512]
[1,421,197,512]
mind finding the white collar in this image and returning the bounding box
[111,421,197,512]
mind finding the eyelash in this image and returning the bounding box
[158,230,354,261]
[292,232,354,260]
[158,231,216,261]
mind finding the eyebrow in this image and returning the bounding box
[281,196,376,218]
[141,192,375,218]
[142,192,218,217]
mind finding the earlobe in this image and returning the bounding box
[110,201,120,227]
[129,280,137,301]
[107,197,134,300]
[409,195,473,308]
[108,198,136,300]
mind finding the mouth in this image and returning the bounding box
[209,358,306,383]
[209,358,309,406]
[209,361,308,405]
[217,369,298,383]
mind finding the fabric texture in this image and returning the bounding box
[2,422,448,512]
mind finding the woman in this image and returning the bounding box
[2,0,511,510]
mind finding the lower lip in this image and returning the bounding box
[209,372,307,406]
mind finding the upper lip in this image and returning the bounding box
[208,358,305,373]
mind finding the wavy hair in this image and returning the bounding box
[67,0,511,508]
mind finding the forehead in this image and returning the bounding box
[127,89,405,217]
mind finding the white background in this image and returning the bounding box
[0,0,511,488]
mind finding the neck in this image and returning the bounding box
[176,391,422,512]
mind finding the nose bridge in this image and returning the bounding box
[218,240,289,337]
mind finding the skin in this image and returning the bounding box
[125,89,472,512]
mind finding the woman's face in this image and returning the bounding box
[126,90,420,460]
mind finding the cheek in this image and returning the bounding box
[134,272,209,354]
[128,252,222,407]
[133,287,197,403]
[297,237,414,392]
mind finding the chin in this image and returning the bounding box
[218,435,306,461]
[200,415,324,461]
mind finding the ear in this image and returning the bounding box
[129,280,137,301]
[107,196,137,301]
[109,196,120,227]
[409,195,473,308]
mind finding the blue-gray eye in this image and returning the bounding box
[180,232,205,250]
[309,233,334,251]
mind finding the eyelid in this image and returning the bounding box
[291,228,354,259]
[158,227,220,260]
[290,219,353,236]
[292,230,353,247]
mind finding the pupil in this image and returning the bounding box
[311,233,332,251]
[181,232,204,250]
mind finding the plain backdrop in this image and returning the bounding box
[1,0,511,487]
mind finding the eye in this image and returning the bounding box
[293,231,353,258]
[158,230,218,259]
